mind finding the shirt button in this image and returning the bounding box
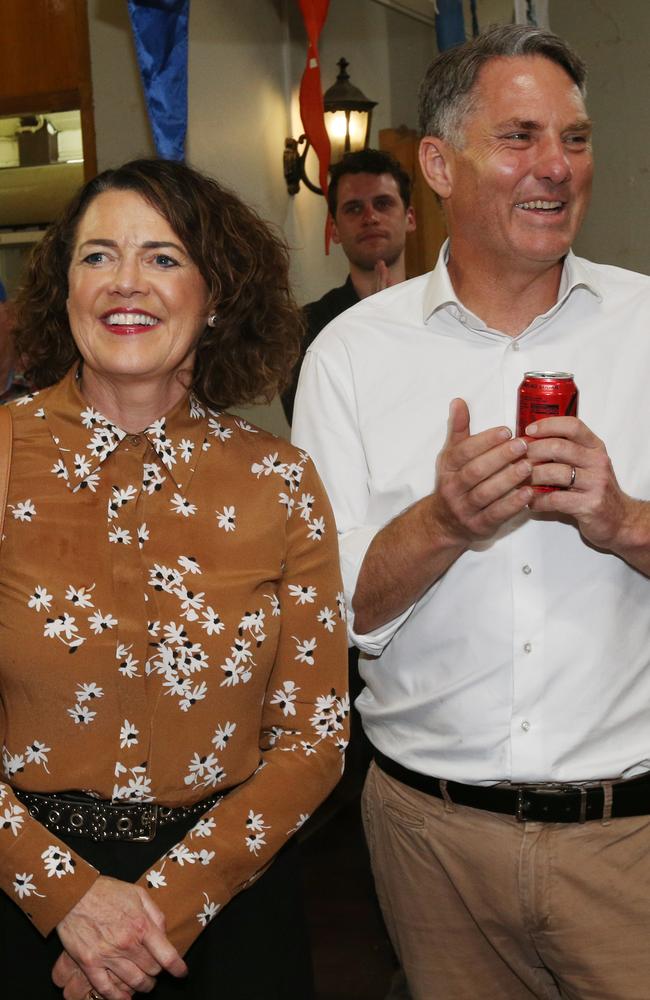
[522,564,532,575]
[521,720,530,732]
[523,641,532,653]
[129,435,142,446]
[512,341,520,352]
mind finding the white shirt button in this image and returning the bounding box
[522,564,532,575]
[512,341,520,351]
[523,641,532,653]
[521,720,530,732]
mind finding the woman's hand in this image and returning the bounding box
[53,875,187,1000]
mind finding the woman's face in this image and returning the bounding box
[66,189,210,389]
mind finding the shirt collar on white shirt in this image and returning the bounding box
[422,239,603,334]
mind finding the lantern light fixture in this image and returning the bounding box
[284,58,377,196]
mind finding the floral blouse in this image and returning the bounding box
[0,367,348,953]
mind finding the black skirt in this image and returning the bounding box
[0,809,314,999]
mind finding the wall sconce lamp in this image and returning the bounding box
[284,58,377,196]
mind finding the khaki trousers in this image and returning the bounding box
[362,761,650,1000]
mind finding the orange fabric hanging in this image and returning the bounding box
[298,0,331,249]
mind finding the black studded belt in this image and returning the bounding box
[374,750,650,824]
[14,789,223,842]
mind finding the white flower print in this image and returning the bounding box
[25,741,51,771]
[245,810,269,856]
[297,493,315,520]
[109,526,132,545]
[270,680,300,717]
[76,682,104,703]
[185,752,221,784]
[73,453,92,479]
[178,555,201,575]
[179,681,209,712]
[251,453,287,479]
[208,417,232,442]
[167,843,196,866]
[80,404,103,429]
[3,752,25,777]
[336,592,346,620]
[149,564,183,594]
[234,417,257,433]
[288,584,317,606]
[288,813,310,834]
[41,845,76,878]
[230,638,253,665]
[173,586,205,622]
[300,740,317,756]
[51,458,69,481]
[13,873,45,899]
[112,765,152,801]
[317,607,336,632]
[307,516,326,541]
[88,610,118,635]
[137,523,149,548]
[266,593,281,617]
[152,435,177,470]
[216,506,236,532]
[146,869,167,889]
[179,438,194,462]
[293,636,317,665]
[65,584,95,609]
[142,462,166,495]
[283,462,304,492]
[212,722,236,751]
[163,621,188,645]
[190,817,216,839]
[0,803,25,835]
[67,704,96,725]
[171,493,196,517]
[119,720,139,749]
[310,693,345,739]
[28,586,53,613]
[194,849,215,866]
[197,893,220,927]
[88,426,119,460]
[201,606,225,636]
[77,472,100,493]
[116,644,140,678]
[43,613,85,650]
[278,492,294,515]
[11,499,36,522]
[220,659,251,688]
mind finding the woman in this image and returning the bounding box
[0,159,348,999]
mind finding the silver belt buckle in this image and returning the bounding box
[131,805,158,842]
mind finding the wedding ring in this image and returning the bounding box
[569,466,577,489]
[87,990,105,1000]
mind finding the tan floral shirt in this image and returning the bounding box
[0,367,348,953]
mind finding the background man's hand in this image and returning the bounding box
[53,876,187,1000]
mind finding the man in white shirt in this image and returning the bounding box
[292,23,650,1000]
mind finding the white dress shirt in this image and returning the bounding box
[292,243,650,785]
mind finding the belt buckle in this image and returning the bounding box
[516,788,527,822]
[132,805,158,842]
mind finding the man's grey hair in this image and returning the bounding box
[418,24,587,147]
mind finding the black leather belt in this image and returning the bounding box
[374,750,650,824]
[14,789,223,842]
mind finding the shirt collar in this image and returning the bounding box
[41,366,210,492]
[422,239,602,330]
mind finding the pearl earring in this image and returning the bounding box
[207,313,218,328]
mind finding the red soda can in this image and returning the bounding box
[516,372,579,492]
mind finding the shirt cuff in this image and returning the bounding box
[340,525,415,655]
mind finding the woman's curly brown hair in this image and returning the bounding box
[13,158,303,408]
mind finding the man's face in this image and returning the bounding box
[422,55,593,272]
[331,172,415,272]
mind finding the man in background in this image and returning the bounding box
[281,148,415,423]
[294,23,650,1000]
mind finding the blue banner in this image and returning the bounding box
[127,0,190,161]
[435,0,466,51]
